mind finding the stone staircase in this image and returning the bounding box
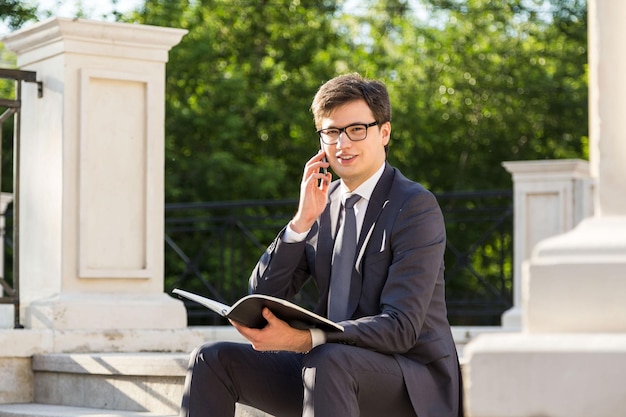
[0,326,480,417]
[0,353,272,417]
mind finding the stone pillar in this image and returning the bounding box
[523,0,626,334]
[464,1,626,416]
[2,18,188,330]
[500,160,593,329]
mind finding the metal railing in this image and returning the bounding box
[437,190,514,325]
[0,68,42,328]
[165,190,513,326]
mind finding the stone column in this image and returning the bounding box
[500,159,593,329]
[2,18,188,330]
[463,1,626,416]
[523,0,626,333]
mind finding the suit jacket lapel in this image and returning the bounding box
[358,162,395,249]
[347,163,396,316]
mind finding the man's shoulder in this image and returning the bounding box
[387,165,433,197]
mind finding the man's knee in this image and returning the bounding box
[187,341,246,377]
[189,341,221,365]
[302,344,357,376]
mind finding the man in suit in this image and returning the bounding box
[180,73,462,417]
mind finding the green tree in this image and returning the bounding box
[0,0,37,30]
[339,0,587,193]
[1,0,41,193]
[128,0,587,200]
[128,0,352,300]
[129,0,345,202]
[331,0,587,322]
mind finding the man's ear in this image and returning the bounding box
[381,121,391,146]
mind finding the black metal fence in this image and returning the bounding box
[0,189,512,328]
[165,190,513,327]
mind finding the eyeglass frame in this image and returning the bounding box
[317,121,379,145]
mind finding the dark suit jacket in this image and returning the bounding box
[250,162,462,417]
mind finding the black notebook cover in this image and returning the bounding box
[173,288,343,332]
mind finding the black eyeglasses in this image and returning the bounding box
[317,121,378,145]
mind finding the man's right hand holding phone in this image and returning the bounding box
[290,150,331,234]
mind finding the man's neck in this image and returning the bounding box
[340,162,386,198]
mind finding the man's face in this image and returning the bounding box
[319,99,391,191]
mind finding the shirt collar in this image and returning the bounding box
[339,162,385,203]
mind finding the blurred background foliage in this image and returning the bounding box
[0,0,588,203]
[0,0,588,324]
[123,0,588,201]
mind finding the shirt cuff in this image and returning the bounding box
[309,328,327,349]
[282,222,310,243]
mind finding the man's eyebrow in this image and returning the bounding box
[321,122,367,129]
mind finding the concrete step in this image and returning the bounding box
[28,353,273,417]
[32,353,187,415]
[0,404,270,417]
[0,403,175,417]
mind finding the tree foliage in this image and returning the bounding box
[125,0,344,202]
[0,0,588,206]
[0,0,587,324]
[347,0,588,192]
[0,0,37,30]
[125,0,587,202]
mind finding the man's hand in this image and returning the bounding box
[230,308,313,353]
[290,150,331,233]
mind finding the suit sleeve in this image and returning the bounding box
[248,226,315,300]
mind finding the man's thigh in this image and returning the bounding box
[207,342,305,417]
[302,344,416,417]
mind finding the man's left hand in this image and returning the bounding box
[230,307,313,353]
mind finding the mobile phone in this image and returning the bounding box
[319,153,328,188]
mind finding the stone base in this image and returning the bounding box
[22,293,187,330]
[0,326,248,358]
[463,332,626,417]
[32,353,188,414]
[500,306,522,330]
[524,216,626,332]
[0,357,33,403]
[0,351,274,416]
[0,326,248,404]
[0,304,15,329]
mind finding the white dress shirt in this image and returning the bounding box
[282,162,386,350]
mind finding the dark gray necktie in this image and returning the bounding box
[328,194,361,321]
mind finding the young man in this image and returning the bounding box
[180,73,463,417]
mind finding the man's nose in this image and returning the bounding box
[336,131,351,148]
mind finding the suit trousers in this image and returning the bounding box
[180,341,418,417]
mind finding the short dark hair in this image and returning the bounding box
[310,73,392,130]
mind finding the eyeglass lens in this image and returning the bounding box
[319,122,377,144]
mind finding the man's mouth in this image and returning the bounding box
[337,155,356,161]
